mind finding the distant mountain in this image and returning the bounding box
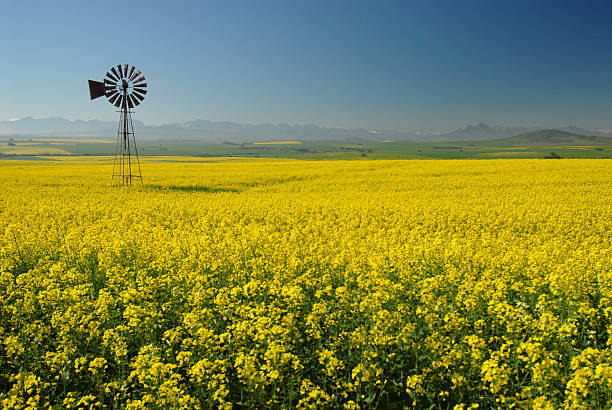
[416,122,612,142]
[0,117,426,141]
[2,117,612,143]
[0,117,143,137]
[495,129,612,145]
[556,126,612,138]
[421,122,543,142]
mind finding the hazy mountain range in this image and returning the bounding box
[1,117,611,142]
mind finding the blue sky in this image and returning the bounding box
[2,0,612,132]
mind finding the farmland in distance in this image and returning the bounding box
[2,130,611,160]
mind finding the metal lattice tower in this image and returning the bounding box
[88,64,147,186]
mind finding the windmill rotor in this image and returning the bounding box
[90,65,147,110]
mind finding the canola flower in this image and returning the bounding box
[0,157,610,408]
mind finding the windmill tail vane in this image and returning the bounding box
[88,64,147,186]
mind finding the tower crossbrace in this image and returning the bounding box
[112,102,142,186]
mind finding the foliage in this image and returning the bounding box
[0,158,611,408]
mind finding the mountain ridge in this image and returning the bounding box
[419,122,542,141]
[2,117,611,142]
[493,129,612,145]
[0,117,413,141]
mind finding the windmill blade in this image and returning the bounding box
[127,96,134,109]
[124,64,129,77]
[130,69,141,80]
[134,75,145,83]
[134,88,147,95]
[117,64,124,78]
[111,67,120,80]
[133,82,147,88]
[106,90,118,99]
[132,91,146,101]
[129,94,139,107]
[114,95,123,108]
[128,66,135,80]
[132,92,145,102]
[108,93,120,105]
[88,80,106,100]
[104,78,117,86]
[106,71,118,82]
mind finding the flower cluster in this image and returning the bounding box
[0,157,610,408]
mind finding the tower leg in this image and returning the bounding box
[112,95,142,186]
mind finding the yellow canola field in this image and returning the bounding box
[0,158,611,409]
[0,146,71,155]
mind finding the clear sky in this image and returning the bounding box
[2,0,612,132]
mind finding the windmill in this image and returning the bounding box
[88,65,147,186]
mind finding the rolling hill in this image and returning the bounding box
[420,122,542,141]
[491,129,612,146]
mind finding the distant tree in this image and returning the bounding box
[544,152,562,159]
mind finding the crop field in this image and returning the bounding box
[0,157,611,408]
[2,133,611,160]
